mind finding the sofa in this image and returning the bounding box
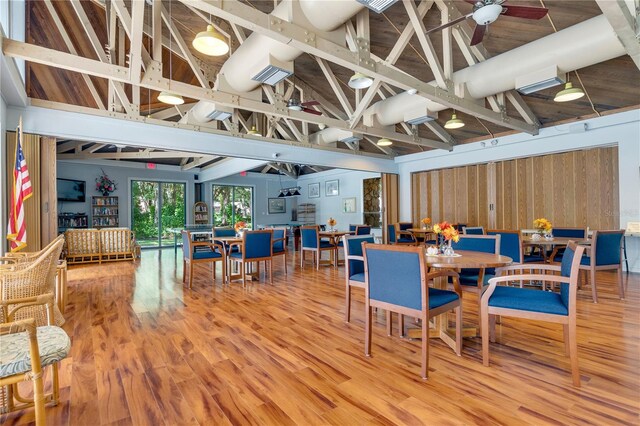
[65,228,140,264]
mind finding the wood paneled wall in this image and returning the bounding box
[382,173,399,243]
[412,146,619,231]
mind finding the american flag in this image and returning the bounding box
[7,118,32,252]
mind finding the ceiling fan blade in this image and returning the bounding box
[301,100,320,107]
[501,5,548,19]
[463,0,478,4]
[470,24,487,46]
[301,107,322,116]
[425,14,471,36]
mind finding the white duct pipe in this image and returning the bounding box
[310,127,357,145]
[365,15,625,127]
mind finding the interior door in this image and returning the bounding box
[131,180,160,248]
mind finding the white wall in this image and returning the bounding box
[396,109,640,272]
[296,169,381,236]
[57,160,197,229]
[203,172,297,228]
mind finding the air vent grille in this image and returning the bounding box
[356,0,398,13]
[251,65,292,86]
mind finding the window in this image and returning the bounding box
[131,180,186,247]
[212,185,254,228]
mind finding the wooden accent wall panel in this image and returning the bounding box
[6,132,42,251]
[40,136,58,246]
[411,146,619,231]
[382,173,399,243]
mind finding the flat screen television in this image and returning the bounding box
[57,178,86,202]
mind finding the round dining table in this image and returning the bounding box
[405,249,513,350]
[319,231,351,266]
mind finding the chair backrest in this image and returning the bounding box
[592,230,624,266]
[349,224,359,232]
[300,226,320,249]
[242,230,273,259]
[213,227,236,237]
[363,244,425,313]
[272,228,286,252]
[552,227,587,238]
[398,222,413,231]
[355,225,372,235]
[559,242,587,311]
[387,224,397,243]
[487,230,522,263]
[453,223,467,232]
[344,235,376,278]
[463,226,485,235]
[181,231,193,259]
[451,235,500,254]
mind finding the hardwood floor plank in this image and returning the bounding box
[121,373,166,426]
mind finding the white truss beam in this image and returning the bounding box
[595,0,640,70]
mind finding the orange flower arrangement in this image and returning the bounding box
[234,221,246,232]
[432,221,460,243]
[327,217,337,227]
[421,217,432,226]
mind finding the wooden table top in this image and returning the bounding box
[320,231,350,237]
[408,228,435,234]
[212,236,243,243]
[522,237,591,246]
[425,250,513,269]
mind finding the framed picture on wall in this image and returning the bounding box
[325,179,339,197]
[308,183,320,198]
[268,198,286,214]
[342,197,356,213]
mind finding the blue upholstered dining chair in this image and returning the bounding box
[387,223,416,245]
[342,234,376,322]
[349,224,360,232]
[271,227,288,275]
[213,227,238,254]
[355,225,372,235]
[463,226,485,235]
[548,228,588,263]
[450,234,501,315]
[363,243,462,379]
[300,226,336,270]
[578,230,625,303]
[182,231,226,288]
[487,230,523,264]
[481,242,586,387]
[228,229,273,286]
[337,225,372,265]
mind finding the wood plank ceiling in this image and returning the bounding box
[23,0,640,159]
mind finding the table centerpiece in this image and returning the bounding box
[421,217,432,230]
[532,217,553,240]
[432,221,460,256]
[327,217,337,232]
[234,221,247,237]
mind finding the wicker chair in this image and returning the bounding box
[0,235,65,268]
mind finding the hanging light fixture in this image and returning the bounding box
[377,138,393,146]
[290,187,301,196]
[554,82,585,102]
[248,125,262,136]
[159,0,184,106]
[192,24,229,56]
[348,72,373,89]
[444,111,465,129]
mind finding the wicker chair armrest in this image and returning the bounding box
[0,293,56,324]
[0,317,36,336]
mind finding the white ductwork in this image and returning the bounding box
[310,127,362,145]
[364,15,625,127]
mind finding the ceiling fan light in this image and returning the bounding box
[444,113,465,129]
[554,82,585,102]
[348,72,373,89]
[158,91,185,105]
[377,138,393,146]
[247,125,262,136]
[287,99,303,111]
[192,25,229,56]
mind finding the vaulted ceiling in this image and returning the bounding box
[8,0,640,160]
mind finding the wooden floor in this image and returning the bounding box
[3,248,639,425]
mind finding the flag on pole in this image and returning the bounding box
[7,117,33,252]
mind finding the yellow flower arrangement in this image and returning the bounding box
[533,218,552,233]
[327,217,337,227]
[433,221,460,242]
[234,221,246,232]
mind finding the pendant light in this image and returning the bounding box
[159,0,184,105]
[444,111,465,129]
[554,82,584,102]
[193,23,229,56]
[348,72,373,89]
[377,138,393,146]
[248,125,261,136]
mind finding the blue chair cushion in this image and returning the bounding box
[428,288,459,310]
[397,238,415,244]
[273,246,285,254]
[349,272,365,283]
[459,273,494,287]
[523,254,545,263]
[488,286,568,316]
[192,250,222,260]
[320,241,335,249]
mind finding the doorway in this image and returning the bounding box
[211,185,254,229]
[131,180,186,247]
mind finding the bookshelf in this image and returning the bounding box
[297,203,316,225]
[58,213,88,232]
[194,202,209,224]
[92,196,119,228]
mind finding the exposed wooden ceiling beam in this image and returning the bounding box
[181,0,537,135]
[595,0,640,70]
[182,156,219,170]
[404,0,446,89]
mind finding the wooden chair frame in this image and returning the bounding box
[462,226,485,235]
[548,228,588,263]
[271,227,288,276]
[300,226,336,270]
[182,231,227,289]
[229,229,274,286]
[0,293,64,425]
[578,230,625,303]
[392,223,417,246]
[342,235,375,323]
[481,242,586,387]
[363,244,463,379]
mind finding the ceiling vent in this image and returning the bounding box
[404,109,438,126]
[251,56,293,86]
[203,103,233,121]
[516,65,565,95]
[356,0,398,13]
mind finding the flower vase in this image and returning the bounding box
[102,191,110,196]
[441,240,454,256]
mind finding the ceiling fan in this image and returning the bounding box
[426,0,549,46]
[287,99,322,115]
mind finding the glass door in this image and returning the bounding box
[212,185,253,229]
[132,180,186,248]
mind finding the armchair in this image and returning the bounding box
[181,231,226,288]
[271,227,288,275]
[549,228,588,263]
[387,223,416,245]
[342,235,375,322]
[300,226,336,270]
[462,226,485,235]
[363,244,462,379]
[578,230,625,303]
[229,230,273,286]
[481,242,586,386]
